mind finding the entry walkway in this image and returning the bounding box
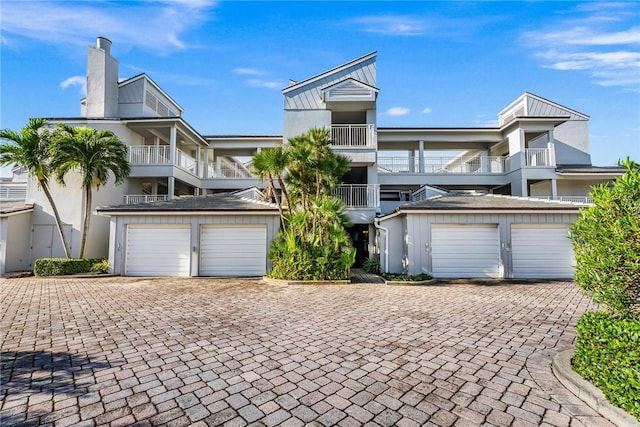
[0,277,612,426]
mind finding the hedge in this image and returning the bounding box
[572,312,640,420]
[33,258,108,276]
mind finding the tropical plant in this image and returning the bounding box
[50,124,130,258]
[0,118,71,257]
[570,158,640,318]
[254,127,356,280]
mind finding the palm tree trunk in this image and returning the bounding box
[41,182,71,258]
[275,175,291,214]
[80,185,92,258]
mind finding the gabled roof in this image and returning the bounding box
[283,51,377,94]
[97,193,279,215]
[390,193,587,213]
[119,73,184,114]
[500,92,589,122]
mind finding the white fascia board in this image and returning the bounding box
[400,209,581,215]
[97,210,279,217]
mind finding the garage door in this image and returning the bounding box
[200,226,267,276]
[125,225,191,276]
[512,224,575,278]
[431,224,502,278]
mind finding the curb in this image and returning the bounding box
[552,349,639,427]
[384,278,438,286]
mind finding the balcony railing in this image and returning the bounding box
[207,158,254,178]
[531,196,594,204]
[333,184,380,208]
[378,156,507,174]
[525,148,550,166]
[123,194,169,204]
[128,146,197,175]
[330,125,375,148]
[0,182,27,201]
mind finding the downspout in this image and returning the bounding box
[373,217,389,273]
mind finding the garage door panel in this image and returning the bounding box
[431,224,501,278]
[126,226,191,277]
[512,224,575,278]
[200,226,266,276]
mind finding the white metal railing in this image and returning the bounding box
[123,194,169,204]
[174,148,196,174]
[333,184,380,208]
[330,124,375,148]
[532,196,594,204]
[378,156,507,174]
[0,183,27,201]
[526,148,550,166]
[128,145,171,165]
[208,158,254,178]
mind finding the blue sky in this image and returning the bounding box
[1,0,639,173]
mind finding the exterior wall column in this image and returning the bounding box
[203,148,209,179]
[195,146,201,177]
[169,126,176,165]
[547,129,556,166]
[168,177,175,199]
[418,140,425,173]
[153,136,160,163]
[408,151,415,173]
[550,179,558,200]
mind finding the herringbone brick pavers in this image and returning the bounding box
[0,277,614,426]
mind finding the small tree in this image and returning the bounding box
[50,125,130,258]
[0,119,71,258]
[570,158,640,318]
[254,127,355,280]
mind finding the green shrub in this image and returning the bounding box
[572,312,640,420]
[570,158,640,318]
[33,258,107,276]
[382,272,433,282]
[362,257,381,275]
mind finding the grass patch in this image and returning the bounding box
[382,273,433,282]
[572,312,640,421]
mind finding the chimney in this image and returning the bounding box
[85,37,119,118]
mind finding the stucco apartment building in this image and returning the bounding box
[0,37,623,277]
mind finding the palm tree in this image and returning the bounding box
[50,124,130,258]
[0,118,71,257]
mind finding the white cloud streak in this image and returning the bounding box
[233,68,263,75]
[347,15,428,36]
[1,1,217,54]
[385,107,410,116]
[522,3,640,90]
[421,107,432,115]
[247,79,283,89]
[60,75,86,95]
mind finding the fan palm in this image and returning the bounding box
[0,118,71,257]
[51,125,130,258]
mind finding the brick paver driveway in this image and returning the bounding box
[1,277,612,427]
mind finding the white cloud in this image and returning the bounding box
[233,68,263,75]
[521,3,640,90]
[1,1,217,54]
[247,79,283,89]
[348,15,428,36]
[60,75,86,95]
[385,107,410,116]
[421,107,432,115]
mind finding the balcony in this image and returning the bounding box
[333,184,380,208]
[531,196,594,204]
[123,194,169,204]
[0,182,27,201]
[525,148,550,166]
[207,158,254,178]
[330,125,376,148]
[128,146,197,175]
[378,156,507,174]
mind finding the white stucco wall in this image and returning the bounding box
[0,211,32,274]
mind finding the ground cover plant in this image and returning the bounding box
[33,258,108,276]
[382,272,433,282]
[570,158,640,420]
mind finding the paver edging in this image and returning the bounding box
[384,278,438,286]
[552,349,640,427]
[262,276,350,286]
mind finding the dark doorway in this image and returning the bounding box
[347,224,369,267]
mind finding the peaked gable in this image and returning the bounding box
[322,78,379,102]
[283,52,377,110]
[499,92,588,126]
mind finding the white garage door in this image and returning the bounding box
[125,225,191,277]
[512,224,575,278]
[431,224,502,278]
[200,226,267,276]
